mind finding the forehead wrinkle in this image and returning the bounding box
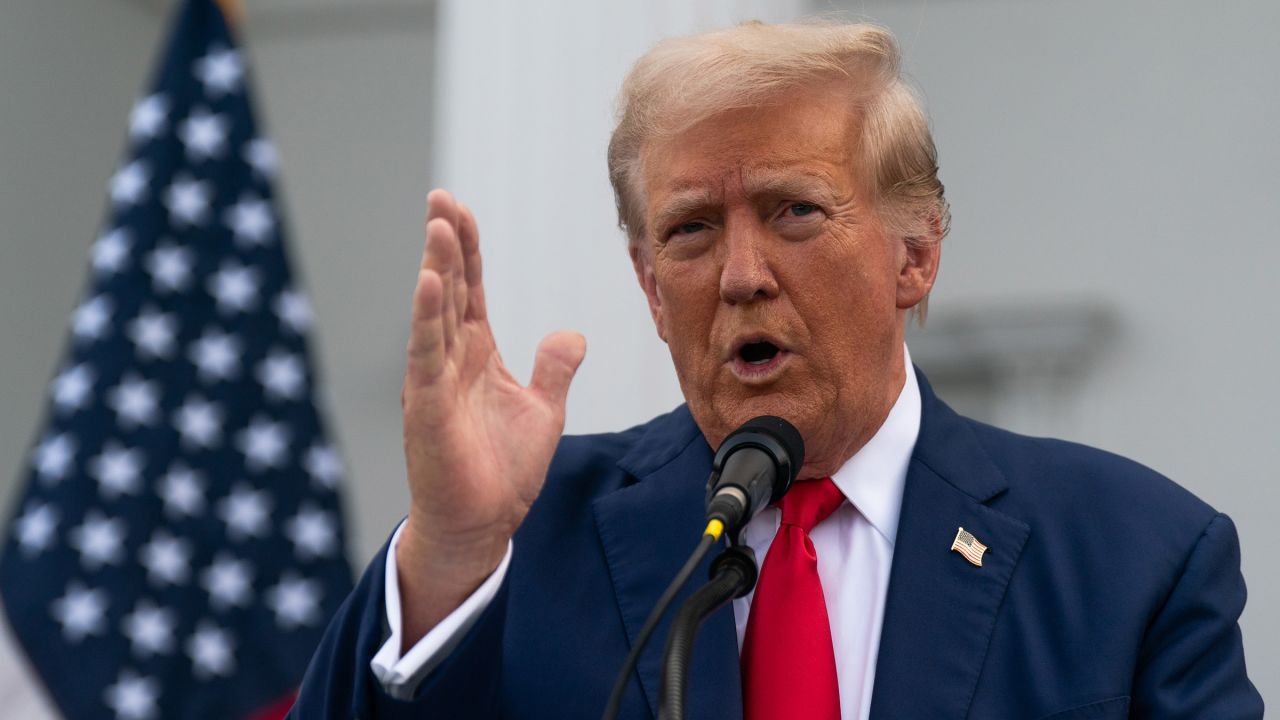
[740,167,843,204]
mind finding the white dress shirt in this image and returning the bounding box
[373,347,920,720]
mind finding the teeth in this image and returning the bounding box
[747,357,770,365]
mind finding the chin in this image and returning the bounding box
[702,386,823,451]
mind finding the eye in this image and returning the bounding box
[784,202,819,218]
[772,201,825,241]
[671,220,709,237]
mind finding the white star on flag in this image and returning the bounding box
[186,623,236,679]
[51,582,109,643]
[194,46,242,96]
[110,161,150,207]
[145,243,195,293]
[127,307,178,360]
[237,416,290,471]
[258,350,305,401]
[164,174,212,226]
[209,260,261,314]
[72,294,114,343]
[189,329,242,382]
[174,395,223,449]
[88,442,145,499]
[140,531,192,586]
[128,93,168,143]
[304,443,344,490]
[103,669,159,720]
[14,502,59,556]
[106,374,161,428]
[266,573,321,629]
[285,504,338,559]
[218,484,271,540]
[244,138,277,179]
[122,601,176,657]
[33,431,77,484]
[69,511,127,570]
[52,364,95,415]
[225,194,275,246]
[202,554,252,610]
[92,229,133,276]
[158,463,206,518]
[274,288,312,333]
[178,107,229,161]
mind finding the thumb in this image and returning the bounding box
[529,331,586,407]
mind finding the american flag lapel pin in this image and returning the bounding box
[951,527,988,567]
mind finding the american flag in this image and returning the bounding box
[0,1,353,718]
[950,527,988,567]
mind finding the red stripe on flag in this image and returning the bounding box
[245,691,297,720]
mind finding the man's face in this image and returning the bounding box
[631,83,937,478]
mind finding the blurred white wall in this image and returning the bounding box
[0,0,1275,703]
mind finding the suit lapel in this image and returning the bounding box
[869,371,1031,719]
[593,406,743,720]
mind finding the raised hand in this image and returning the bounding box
[395,190,586,647]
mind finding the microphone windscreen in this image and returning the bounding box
[733,416,804,484]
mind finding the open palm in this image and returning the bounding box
[395,190,585,644]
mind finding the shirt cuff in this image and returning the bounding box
[369,520,513,699]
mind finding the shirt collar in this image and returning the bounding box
[827,345,920,546]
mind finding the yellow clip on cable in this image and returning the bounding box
[704,518,725,541]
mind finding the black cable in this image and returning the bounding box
[601,531,718,720]
[658,547,758,720]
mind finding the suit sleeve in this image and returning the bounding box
[288,531,510,719]
[1131,513,1264,719]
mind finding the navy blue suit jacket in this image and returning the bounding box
[292,370,1262,719]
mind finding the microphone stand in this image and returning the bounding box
[657,546,758,720]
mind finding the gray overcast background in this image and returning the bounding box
[1,0,1275,703]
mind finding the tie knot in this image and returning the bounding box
[777,477,844,532]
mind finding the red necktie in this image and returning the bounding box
[741,477,845,720]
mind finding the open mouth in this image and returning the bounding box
[739,341,781,365]
[729,337,790,382]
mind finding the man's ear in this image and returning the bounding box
[895,219,942,312]
[629,242,667,343]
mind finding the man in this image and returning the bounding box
[292,21,1262,719]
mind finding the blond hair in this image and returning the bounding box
[608,20,950,252]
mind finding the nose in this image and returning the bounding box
[719,228,779,305]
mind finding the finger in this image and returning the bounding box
[449,216,468,332]
[405,269,446,384]
[421,190,459,275]
[529,331,587,410]
[424,189,460,255]
[425,218,460,350]
[456,202,487,321]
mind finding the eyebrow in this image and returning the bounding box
[651,189,719,235]
[649,170,842,234]
[740,172,838,204]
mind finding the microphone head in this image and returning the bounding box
[713,416,805,503]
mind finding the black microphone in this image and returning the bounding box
[601,415,803,720]
[704,416,804,539]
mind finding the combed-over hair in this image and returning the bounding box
[607,20,950,252]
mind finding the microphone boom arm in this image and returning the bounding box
[657,547,759,720]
